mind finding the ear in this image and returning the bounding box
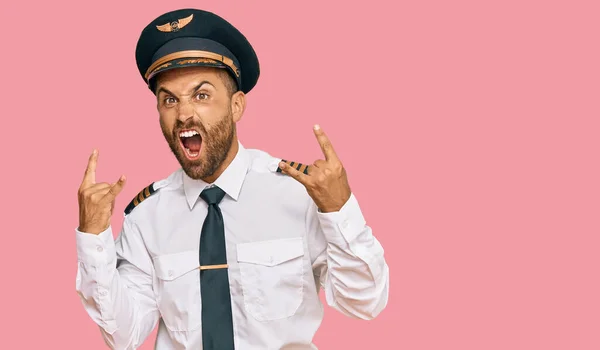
[230,91,246,123]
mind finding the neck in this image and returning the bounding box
[201,136,239,184]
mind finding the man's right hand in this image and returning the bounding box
[77,149,126,235]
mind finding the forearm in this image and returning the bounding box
[310,193,389,320]
[75,226,158,349]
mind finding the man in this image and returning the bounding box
[75,8,389,350]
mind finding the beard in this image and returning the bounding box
[160,110,235,181]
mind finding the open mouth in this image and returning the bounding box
[178,129,202,160]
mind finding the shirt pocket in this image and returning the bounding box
[236,237,305,322]
[153,250,201,332]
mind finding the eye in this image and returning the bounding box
[195,92,209,100]
[164,97,176,105]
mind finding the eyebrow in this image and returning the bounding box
[157,81,215,98]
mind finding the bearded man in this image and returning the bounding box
[75,8,389,350]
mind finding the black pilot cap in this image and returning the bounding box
[135,8,260,94]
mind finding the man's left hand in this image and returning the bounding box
[279,125,352,213]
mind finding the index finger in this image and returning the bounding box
[81,149,98,186]
[313,125,339,162]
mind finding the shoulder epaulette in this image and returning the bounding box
[124,182,161,215]
[276,159,309,175]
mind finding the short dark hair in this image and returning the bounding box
[217,69,239,97]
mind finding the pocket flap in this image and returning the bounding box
[153,250,198,281]
[237,237,304,266]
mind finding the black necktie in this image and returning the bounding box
[199,186,235,349]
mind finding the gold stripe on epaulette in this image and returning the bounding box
[133,186,149,207]
[298,163,309,174]
[125,182,160,215]
[279,159,309,175]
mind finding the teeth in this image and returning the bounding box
[179,130,199,138]
[184,147,199,157]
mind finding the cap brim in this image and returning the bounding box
[146,55,230,82]
[144,37,241,89]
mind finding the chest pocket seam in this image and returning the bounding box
[236,237,305,322]
[153,250,201,332]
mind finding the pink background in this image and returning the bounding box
[2,0,599,348]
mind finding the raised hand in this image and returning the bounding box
[279,125,352,213]
[77,150,126,234]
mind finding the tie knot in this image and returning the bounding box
[200,186,226,205]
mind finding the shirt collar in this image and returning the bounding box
[182,141,250,209]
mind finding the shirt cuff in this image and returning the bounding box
[316,193,367,245]
[75,226,116,267]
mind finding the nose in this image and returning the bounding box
[176,100,195,123]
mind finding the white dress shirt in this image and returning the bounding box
[75,142,389,349]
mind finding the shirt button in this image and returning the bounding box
[97,246,103,252]
[168,270,174,277]
[100,290,107,296]
[341,221,349,229]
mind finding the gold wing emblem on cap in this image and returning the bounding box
[156,14,194,33]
